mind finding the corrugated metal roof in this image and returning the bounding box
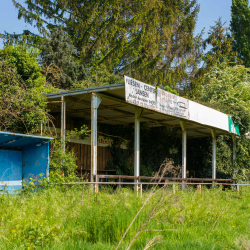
[0,131,53,149]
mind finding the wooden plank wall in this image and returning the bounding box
[67,142,112,173]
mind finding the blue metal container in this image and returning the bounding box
[0,132,53,192]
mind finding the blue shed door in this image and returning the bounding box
[0,149,22,191]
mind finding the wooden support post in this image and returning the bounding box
[164,179,169,188]
[118,176,121,190]
[95,175,99,193]
[197,184,201,193]
[173,184,175,194]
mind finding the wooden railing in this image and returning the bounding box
[96,174,236,188]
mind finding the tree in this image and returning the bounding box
[198,63,250,180]
[0,45,45,88]
[200,63,250,133]
[203,18,236,68]
[189,18,238,98]
[231,0,250,67]
[40,26,90,89]
[8,0,203,91]
[0,45,51,133]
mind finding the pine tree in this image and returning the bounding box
[40,26,89,89]
[189,19,237,98]
[7,0,203,92]
[231,0,250,67]
[203,18,236,68]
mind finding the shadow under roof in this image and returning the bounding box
[44,83,233,138]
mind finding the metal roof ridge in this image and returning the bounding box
[43,83,125,98]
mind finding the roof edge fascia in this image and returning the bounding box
[43,83,125,99]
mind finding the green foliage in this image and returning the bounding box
[0,45,45,88]
[0,29,44,48]
[49,140,78,176]
[106,139,134,175]
[163,86,179,96]
[67,125,90,140]
[0,47,49,133]
[0,187,250,249]
[197,63,250,181]
[189,19,238,98]
[102,124,182,177]
[203,18,236,68]
[40,26,90,89]
[199,63,250,134]
[49,125,90,176]
[10,0,203,91]
[231,0,250,67]
[72,64,122,90]
[0,44,62,133]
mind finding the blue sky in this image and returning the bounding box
[0,0,232,49]
[195,0,232,35]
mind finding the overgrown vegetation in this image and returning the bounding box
[0,185,250,249]
[1,2,250,248]
[0,45,52,133]
[197,63,250,181]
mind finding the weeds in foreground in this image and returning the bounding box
[117,159,180,250]
[0,179,250,249]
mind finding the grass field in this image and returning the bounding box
[0,185,249,249]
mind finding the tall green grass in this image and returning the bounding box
[0,185,249,249]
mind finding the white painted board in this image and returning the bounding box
[156,88,189,119]
[125,76,157,110]
[189,101,229,131]
[125,76,231,132]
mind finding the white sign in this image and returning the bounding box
[125,76,189,119]
[124,76,234,132]
[125,76,157,110]
[156,88,189,119]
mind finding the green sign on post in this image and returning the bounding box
[229,116,240,135]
